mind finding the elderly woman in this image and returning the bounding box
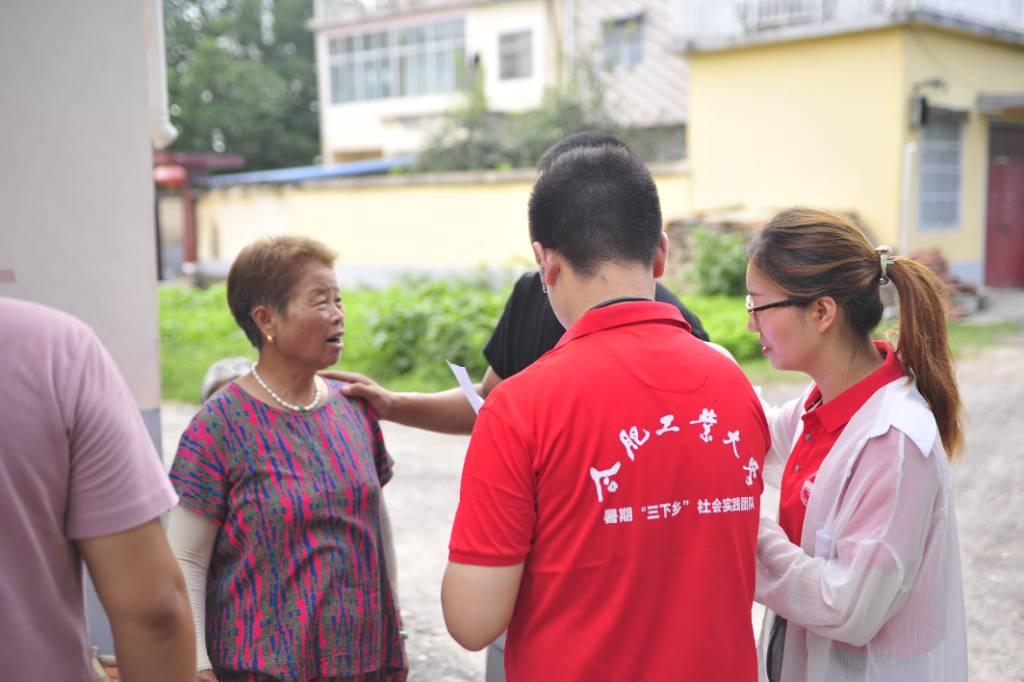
[167,236,406,682]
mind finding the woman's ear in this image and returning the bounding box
[252,305,276,341]
[812,296,839,334]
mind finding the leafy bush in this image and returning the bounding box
[159,280,769,403]
[415,57,661,173]
[413,74,523,172]
[159,276,511,402]
[160,285,255,402]
[687,227,749,297]
[361,274,510,384]
[684,295,762,362]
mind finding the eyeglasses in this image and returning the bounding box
[745,295,803,316]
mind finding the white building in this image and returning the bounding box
[310,0,690,162]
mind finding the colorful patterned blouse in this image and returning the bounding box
[170,379,405,681]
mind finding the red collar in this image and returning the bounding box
[805,340,906,433]
[555,300,691,351]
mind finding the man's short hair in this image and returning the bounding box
[535,130,630,173]
[528,145,662,277]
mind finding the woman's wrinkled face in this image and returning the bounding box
[745,262,816,372]
[272,262,345,370]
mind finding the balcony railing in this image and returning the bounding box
[680,0,1024,47]
[313,0,485,26]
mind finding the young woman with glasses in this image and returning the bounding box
[746,208,967,682]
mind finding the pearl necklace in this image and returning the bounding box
[251,363,321,413]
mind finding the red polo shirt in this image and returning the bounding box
[449,301,770,682]
[778,340,906,545]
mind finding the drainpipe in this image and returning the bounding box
[546,0,561,88]
[145,0,178,150]
[564,0,576,83]
[899,141,917,255]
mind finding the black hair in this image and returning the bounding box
[535,130,631,173]
[528,145,662,276]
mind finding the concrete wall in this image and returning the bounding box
[688,28,907,246]
[0,0,161,421]
[195,165,693,278]
[901,25,1024,283]
[572,0,689,127]
[0,0,163,655]
[468,0,552,112]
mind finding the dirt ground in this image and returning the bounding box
[162,336,1024,681]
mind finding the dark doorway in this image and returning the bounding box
[986,125,1024,287]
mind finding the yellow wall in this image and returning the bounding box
[196,167,693,272]
[688,28,907,245]
[901,26,1024,281]
[687,23,1024,283]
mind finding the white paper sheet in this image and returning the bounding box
[447,360,485,414]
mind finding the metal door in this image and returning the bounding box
[986,127,1024,288]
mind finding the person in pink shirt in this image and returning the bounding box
[0,298,194,682]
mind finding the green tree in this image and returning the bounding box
[414,70,522,172]
[686,227,750,297]
[164,0,320,170]
[415,58,614,173]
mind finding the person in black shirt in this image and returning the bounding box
[487,271,707,380]
[330,132,708,434]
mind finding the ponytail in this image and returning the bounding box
[750,208,965,461]
[886,258,964,460]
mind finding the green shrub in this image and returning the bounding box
[159,276,511,402]
[159,280,770,403]
[683,295,762,362]
[159,284,255,402]
[687,227,749,297]
[361,274,510,384]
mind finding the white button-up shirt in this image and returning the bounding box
[757,378,967,681]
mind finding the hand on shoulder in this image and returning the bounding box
[320,370,396,419]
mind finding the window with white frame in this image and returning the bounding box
[499,30,532,80]
[918,109,964,230]
[603,14,644,70]
[328,18,466,104]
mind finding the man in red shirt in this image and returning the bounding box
[442,146,770,681]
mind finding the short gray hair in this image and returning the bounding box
[200,357,252,403]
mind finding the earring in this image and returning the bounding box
[266,335,273,343]
[541,282,548,295]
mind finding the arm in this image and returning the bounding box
[380,496,400,602]
[61,323,191,679]
[324,366,504,435]
[759,389,810,488]
[755,429,941,646]
[166,505,219,677]
[79,519,195,682]
[442,562,524,650]
[444,399,536,650]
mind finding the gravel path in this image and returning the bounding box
[161,337,1024,681]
